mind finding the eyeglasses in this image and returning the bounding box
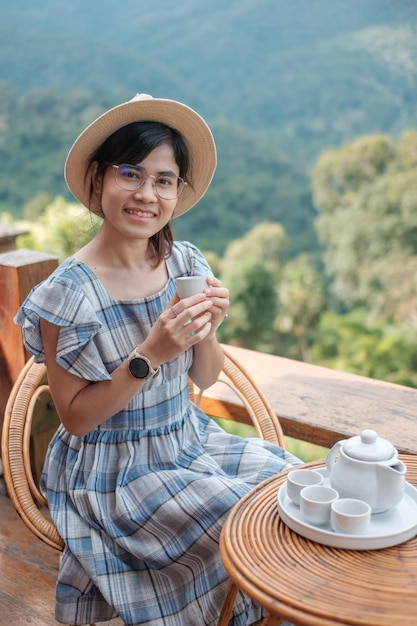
[111,164,187,200]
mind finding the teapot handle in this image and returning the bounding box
[326,441,342,476]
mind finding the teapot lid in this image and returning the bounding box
[343,429,396,461]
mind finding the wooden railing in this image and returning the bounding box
[203,344,417,455]
[1,248,417,457]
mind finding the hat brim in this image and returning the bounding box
[64,94,216,218]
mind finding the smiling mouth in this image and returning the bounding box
[125,208,156,218]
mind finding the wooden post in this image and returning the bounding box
[0,249,58,435]
[0,224,29,254]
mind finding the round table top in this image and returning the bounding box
[220,454,417,626]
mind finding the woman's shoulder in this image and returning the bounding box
[170,241,211,277]
[32,257,103,298]
[49,256,96,283]
[18,257,105,322]
[172,240,201,257]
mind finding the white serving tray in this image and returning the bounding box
[277,468,417,550]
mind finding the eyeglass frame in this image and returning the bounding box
[110,164,187,200]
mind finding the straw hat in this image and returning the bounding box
[64,93,217,217]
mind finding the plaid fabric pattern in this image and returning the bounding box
[16,242,300,626]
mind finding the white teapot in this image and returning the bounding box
[326,429,406,514]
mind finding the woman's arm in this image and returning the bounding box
[40,292,215,437]
[41,318,151,436]
[190,334,225,390]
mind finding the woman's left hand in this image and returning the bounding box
[203,276,229,337]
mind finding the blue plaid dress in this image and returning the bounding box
[15,241,300,626]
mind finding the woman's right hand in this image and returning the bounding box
[139,292,214,368]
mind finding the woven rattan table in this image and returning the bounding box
[218,454,417,626]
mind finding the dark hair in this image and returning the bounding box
[86,121,191,266]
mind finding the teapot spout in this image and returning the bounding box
[375,460,406,512]
[377,459,407,477]
[388,460,407,475]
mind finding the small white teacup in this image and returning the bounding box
[300,485,339,526]
[286,469,324,506]
[175,276,208,298]
[330,498,371,535]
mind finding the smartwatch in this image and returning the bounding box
[127,349,160,380]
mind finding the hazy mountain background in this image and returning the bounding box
[1,0,417,254]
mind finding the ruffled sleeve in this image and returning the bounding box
[15,275,112,382]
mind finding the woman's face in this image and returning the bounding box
[92,143,180,241]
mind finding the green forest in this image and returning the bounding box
[3,101,417,390]
[0,85,315,258]
[2,0,417,396]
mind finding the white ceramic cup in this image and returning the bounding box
[175,276,208,298]
[286,469,324,506]
[300,485,339,526]
[330,498,371,534]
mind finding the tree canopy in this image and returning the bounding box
[311,129,417,323]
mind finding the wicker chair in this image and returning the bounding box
[2,348,285,626]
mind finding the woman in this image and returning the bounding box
[16,93,300,625]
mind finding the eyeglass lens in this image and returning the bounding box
[114,164,185,200]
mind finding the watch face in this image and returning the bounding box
[129,357,150,379]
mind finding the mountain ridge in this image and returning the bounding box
[2,0,417,163]
[1,0,416,256]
